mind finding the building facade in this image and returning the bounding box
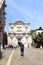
[32,27,43,38]
[0,0,6,50]
[32,27,43,47]
[8,20,32,47]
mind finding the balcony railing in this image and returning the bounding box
[3,4,6,7]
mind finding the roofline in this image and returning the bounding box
[36,29,43,30]
[9,20,30,25]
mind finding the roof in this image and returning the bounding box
[14,20,25,25]
[36,27,43,30]
[9,20,30,25]
[0,0,4,8]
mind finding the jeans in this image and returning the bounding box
[21,49,24,56]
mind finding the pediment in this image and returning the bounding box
[14,20,25,25]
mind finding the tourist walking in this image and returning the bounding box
[18,42,24,56]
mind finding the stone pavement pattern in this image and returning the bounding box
[10,48,43,65]
[0,48,43,65]
[0,49,13,65]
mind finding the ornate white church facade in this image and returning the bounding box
[8,20,32,47]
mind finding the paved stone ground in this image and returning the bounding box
[10,47,43,65]
[0,49,13,65]
[0,47,43,65]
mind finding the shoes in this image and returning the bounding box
[21,54,24,56]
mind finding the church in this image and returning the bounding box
[8,20,32,47]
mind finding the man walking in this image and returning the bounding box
[18,42,24,56]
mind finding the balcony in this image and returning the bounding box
[3,4,6,7]
[3,12,6,15]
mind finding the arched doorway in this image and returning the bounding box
[16,35,23,43]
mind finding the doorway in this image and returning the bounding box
[18,38,21,42]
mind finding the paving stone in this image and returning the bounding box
[0,47,43,65]
[10,47,43,65]
[0,49,13,65]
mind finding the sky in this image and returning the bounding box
[5,0,43,33]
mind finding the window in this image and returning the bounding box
[17,30,22,32]
[11,26,13,29]
[18,38,21,42]
[17,27,22,28]
[17,26,22,32]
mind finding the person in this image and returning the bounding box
[18,42,24,56]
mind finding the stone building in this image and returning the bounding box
[0,0,6,50]
[8,20,32,47]
[32,27,43,38]
[32,27,43,47]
